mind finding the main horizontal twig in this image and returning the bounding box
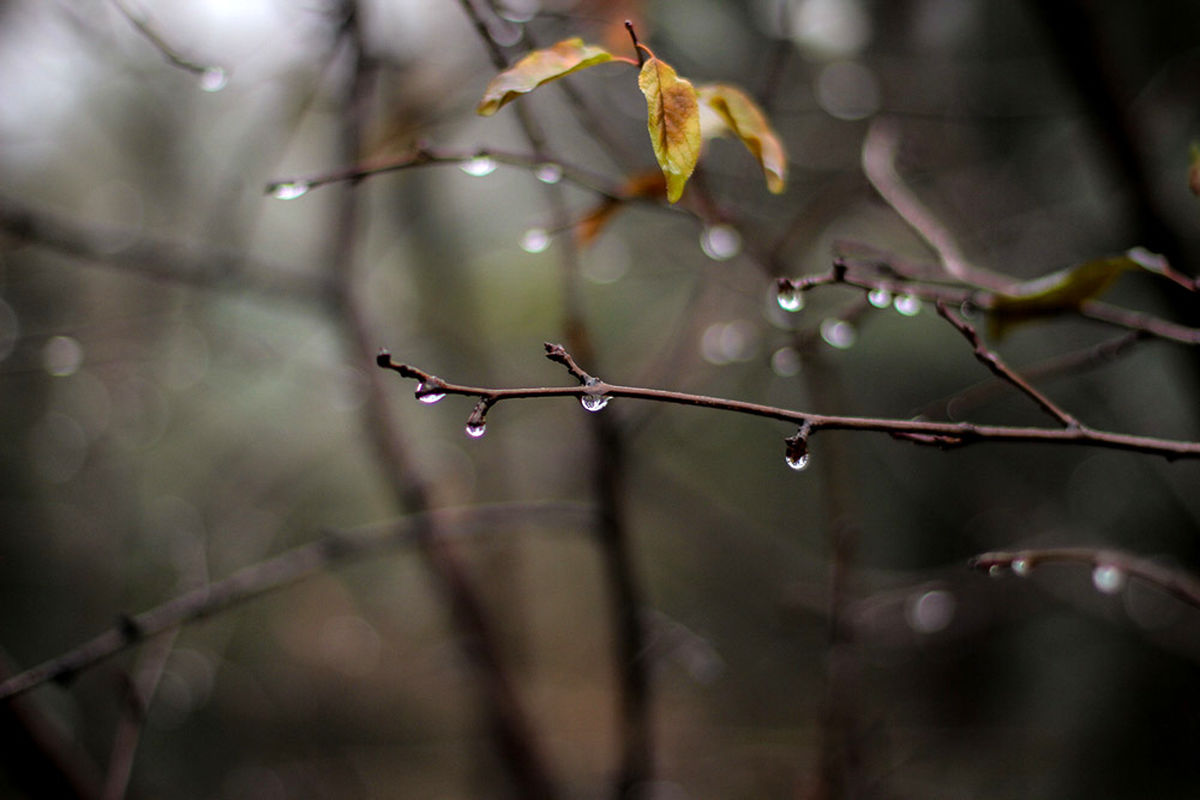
[377,346,1200,461]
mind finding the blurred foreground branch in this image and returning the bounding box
[0,502,594,703]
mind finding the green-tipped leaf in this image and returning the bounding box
[638,56,701,203]
[699,84,788,194]
[477,38,614,116]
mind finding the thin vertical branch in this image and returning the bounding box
[324,4,557,798]
[460,3,653,795]
[102,629,179,800]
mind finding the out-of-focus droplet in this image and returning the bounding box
[460,155,497,177]
[894,294,922,316]
[520,228,551,253]
[465,421,487,438]
[700,224,742,261]
[415,383,446,404]
[988,564,1004,578]
[867,288,892,308]
[771,347,801,377]
[906,589,956,633]
[1011,558,1031,577]
[1092,564,1125,594]
[776,284,804,312]
[43,335,83,377]
[820,319,856,349]
[271,181,310,200]
[199,66,228,92]
[535,163,563,184]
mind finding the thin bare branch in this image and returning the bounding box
[265,145,623,200]
[109,0,225,86]
[862,120,1009,291]
[0,502,594,703]
[970,547,1200,609]
[377,348,1200,461]
[935,301,1080,427]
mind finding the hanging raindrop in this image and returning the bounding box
[785,451,810,471]
[271,181,310,200]
[535,163,563,184]
[460,155,498,177]
[199,66,228,92]
[893,294,922,316]
[1011,558,1032,577]
[520,228,551,253]
[700,224,742,260]
[784,425,811,472]
[867,288,892,308]
[465,421,487,438]
[580,393,610,412]
[415,383,446,404]
[776,283,804,312]
[1092,564,1125,594]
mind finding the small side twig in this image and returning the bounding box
[935,301,1080,428]
[109,0,225,86]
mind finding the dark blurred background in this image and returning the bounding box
[2,1,1200,798]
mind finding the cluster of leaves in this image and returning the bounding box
[476,36,787,202]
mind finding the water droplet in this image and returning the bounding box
[894,294,922,316]
[415,383,446,404]
[867,288,892,308]
[988,564,1005,578]
[460,155,497,177]
[465,421,487,438]
[785,451,810,471]
[496,0,539,22]
[534,163,563,184]
[906,589,955,634]
[820,319,856,349]
[271,181,310,200]
[199,66,228,92]
[519,227,550,253]
[43,335,83,377]
[1011,558,1032,577]
[700,224,742,261]
[1092,564,1125,594]
[771,347,801,377]
[580,393,610,412]
[776,284,804,312]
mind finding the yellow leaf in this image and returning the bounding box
[987,248,1169,336]
[477,38,614,116]
[638,56,701,203]
[698,84,788,194]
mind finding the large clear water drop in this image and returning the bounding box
[820,319,856,350]
[415,383,445,404]
[465,421,487,438]
[776,284,804,312]
[580,393,610,412]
